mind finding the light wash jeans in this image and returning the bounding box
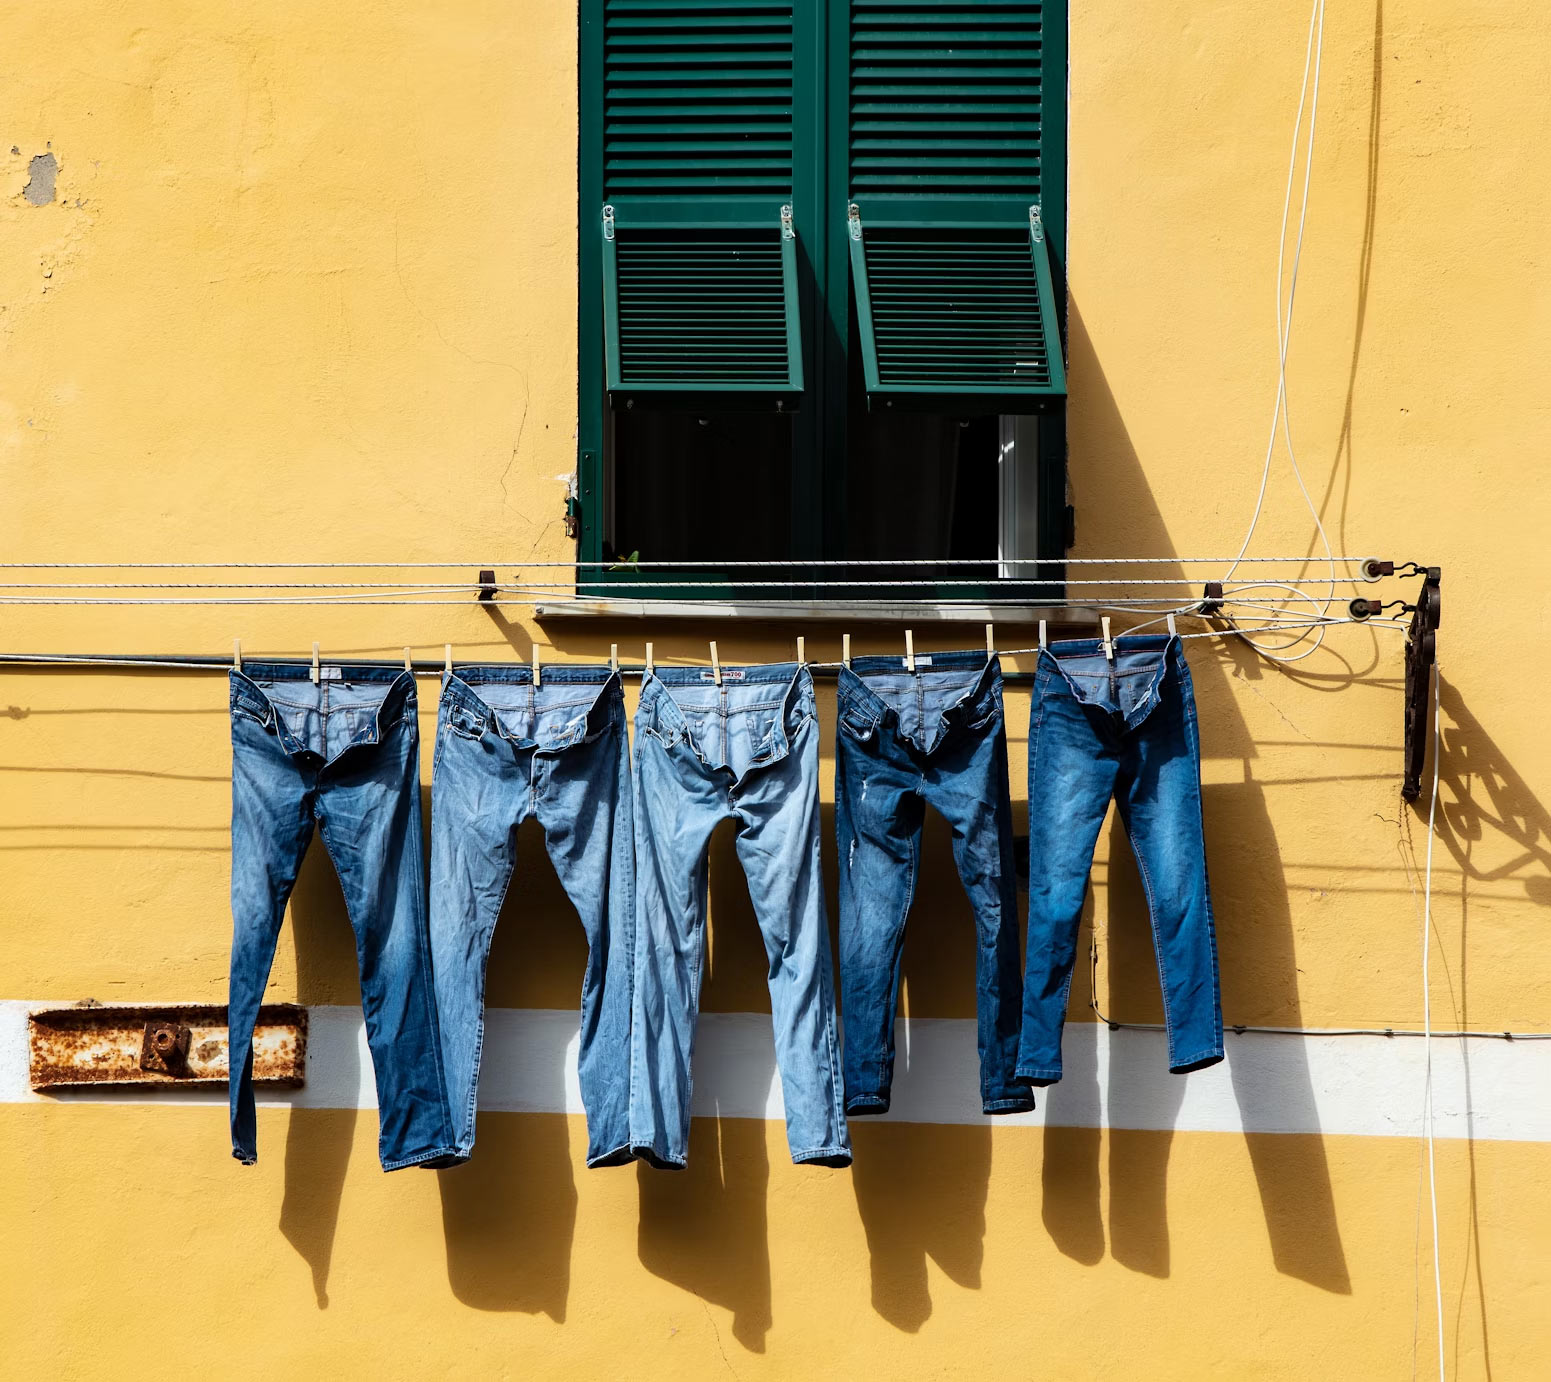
[228,664,458,1171]
[429,666,634,1167]
[628,664,851,1169]
[835,652,1033,1117]
[1019,636,1224,1084]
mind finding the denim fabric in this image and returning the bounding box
[629,664,850,1169]
[228,663,457,1171]
[1018,635,1223,1083]
[429,666,633,1168]
[835,652,1033,1118]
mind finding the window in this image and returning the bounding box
[577,0,1067,600]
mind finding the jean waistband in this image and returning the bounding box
[1044,634,1176,660]
[451,665,618,686]
[237,661,413,684]
[647,661,805,687]
[846,650,994,675]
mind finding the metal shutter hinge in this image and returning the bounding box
[602,204,615,241]
[780,204,795,240]
[1029,204,1044,244]
[847,202,862,241]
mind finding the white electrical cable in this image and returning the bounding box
[1223,0,1339,663]
[1421,663,1446,1380]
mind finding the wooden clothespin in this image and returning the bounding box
[985,623,995,659]
[444,643,453,676]
[233,638,242,672]
[1038,619,1048,650]
[796,636,805,666]
[1167,613,1178,637]
[645,642,654,676]
[709,641,722,685]
[1101,617,1115,662]
[609,643,619,675]
[843,634,852,668]
[403,647,413,672]
[904,629,916,673]
[532,643,542,689]
[310,642,321,684]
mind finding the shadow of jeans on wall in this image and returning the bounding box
[847,807,995,1330]
[437,815,580,1319]
[635,821,776,1353]
[636,1117,774,1353]
[850,1120,992,1332]
[279,835,362,1310]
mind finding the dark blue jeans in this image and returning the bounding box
[835,653,1033,1117]
[228,664,458,1171]
[1018,636,1223,1084]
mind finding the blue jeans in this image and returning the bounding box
[629,664,850,1169]
[228,664,458,1170]
[1018,636,1224,1083]
[835,653,1033,1117]
[429,667,634,1167]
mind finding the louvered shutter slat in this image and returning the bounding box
[600,0,802,404]
[846,1,1066,409]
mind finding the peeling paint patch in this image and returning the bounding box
[24,152,57,205]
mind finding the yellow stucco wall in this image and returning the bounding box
[3,2,1548,1377]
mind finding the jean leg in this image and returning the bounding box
[428,711,528,1160]
[1115,655,1224,1074]
[536,706,635,1167]
[628,732,724,1169]
[933,721,1036,1113]
[228,713,315,1165]
[835,727,923,1115]
[318,715,458,1170]
[1018,677,1120,1085]
[734,715,851,1166]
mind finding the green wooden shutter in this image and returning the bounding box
[600,0,803,407]
[845,0,1066,411]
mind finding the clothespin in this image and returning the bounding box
[1167,613,1178,637]
[609,643,619,674]
[310,642,321,684]
[233,638,242,672]
[904,629,916,673]
[1101,617,1114,662]
[444,643,453,676]
[842,634,851,668]
[1038,619,1047,650]
[709,641,722,686]
[532,643,542,689]
[796,636,805,666]
[985,623,995,659]
[645,642,654,676]
[403,647,413,672]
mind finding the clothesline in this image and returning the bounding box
[0,555,1387,568]
[0,615,1412,677]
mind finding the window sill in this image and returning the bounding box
[534,598,1098,625]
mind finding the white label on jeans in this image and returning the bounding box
[700,669,746,681]
[320,666,343,680]
[905,655,933,668]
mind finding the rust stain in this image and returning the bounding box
[28,1003,307,1091]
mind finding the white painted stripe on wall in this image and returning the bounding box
[2,1001,1547,1142]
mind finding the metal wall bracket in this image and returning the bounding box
[1402,567,1442,802]
[28,1003,307,1091]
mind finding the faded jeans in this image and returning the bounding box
[628,664,850,1169]
[228,663,458,1171]
[429,667,634,1167]
[1018,636,1224,1084]
[835,652,1033,1116]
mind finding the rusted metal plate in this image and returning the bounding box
[28,1002,306,1091]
